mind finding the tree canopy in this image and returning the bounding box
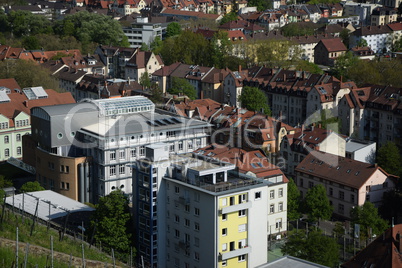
[287,178,302,221]
[281,229,340,267]
[247,0,272,11]
[281,22,317,37]
[302,184,333,223]
[376,142,401,176]
[219,12,238,25]
[139,71,151,90]
[90,190,133,259]
[20,181,45,193]
[169,77,197,100]
[0,60,59,90]
[166,22,182,37]
[239,86,271,115]
[350,202,388,239]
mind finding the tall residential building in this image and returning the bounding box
[25,96,210,202]
[0,81,75,162]
[122,17,163,49]
[133,144,279,268]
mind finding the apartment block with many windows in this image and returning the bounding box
[132,144,271,268]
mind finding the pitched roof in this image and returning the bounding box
[295,151,388,189]
[0,89,75,124]
[387,22,402,31]
[0,79,21,91]
[342,224,402,268]
[318,38,347,52]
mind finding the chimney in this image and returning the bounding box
[200,90,204,99]
[301,124,305,131]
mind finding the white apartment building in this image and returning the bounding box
[350,25,392,53]
[28,96,211,202]
[132,144,285,268]
[123,17,163,49]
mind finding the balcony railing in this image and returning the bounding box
[219,246,251,260]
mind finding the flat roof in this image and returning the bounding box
[346,139,375,152]
[5,190,94,221]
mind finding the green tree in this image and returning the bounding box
[247,0,271,11]
[332,221,345,239]
[0,60,59,90]
[219,12,238,25]
[8,10,53,37]
[22,35,40,50]
[295,61,323,74]
[281,229,340,267]
[140,42,149,51]
[211,30,233,68]
[20,181,45,193]
[90,190,133,259]
[160,31,212,66]
[379,190,402,222]
[166,22,182,37]
[139,71,151,90]
[256,39,301,68]
[340,28,350,48]
[288,178,302,221]
[350,202,388,239]
[149,82,164,104]
[376,142,401,176]
[239,86,271,115]
[331,51,359,80]
[281,23,316,37]
[356,38,368,47]
[169,77,197,100]
[150,36,163,54]
[303,184,333,223]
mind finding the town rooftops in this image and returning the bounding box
[295,151,394,189]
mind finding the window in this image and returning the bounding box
[308,181,314,188]
[238,193,247,203]
[175,186,180,194]
[222,243,227,252]
[60,165,64,173]
[119,165,125,174]
[16,134,21,141]
[17,147,21,155]
[185,218,190,227]
[169,144,175,152]
[351,194,355,203]
[221,198,227,206]
[279,202,283,212]
[255,191,261,199]
[178,141,183,151]
[175,215,180,223]
[4,136,9,143]
[130,148,136,157]
[299,178,304,187]
[185,204,190,212]
[110,151,116,160]
[194,252,200,261]
[238,255,246,262]
[238,224,246,232]
[140,146,145,156]
[279,188,283,197]
[339,191,344,200]
[110,165,116,176]
[65,166,69,173]
[238,209,246,217]
[270,190,275,199]
[194,207,200,216]
[195,237,199,247]
[276,219,282,229]
[329,187,333,196]
[338,204,344,214]
[222,228,227,236]
[230,196,235,205]
[5,149,9,157]
[175,229,180,238]
[270,204,274,213]
[119,150,125,159]
[194,222,200,231]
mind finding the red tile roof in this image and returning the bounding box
[319,38,347,52]
[0,79,21,90]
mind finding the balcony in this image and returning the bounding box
[178,240,190,250]
[220,201,251,214]
[220,246,251,260]
[175,196,190,206]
